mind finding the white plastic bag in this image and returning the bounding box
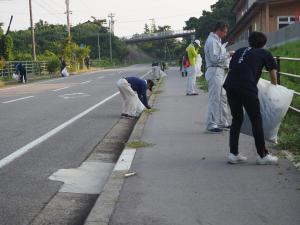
[61,67,69,77]
[241,79,294,143]
[12,73,20,81]
[195,54,203,77]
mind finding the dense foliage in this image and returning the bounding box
[184,0,236,41]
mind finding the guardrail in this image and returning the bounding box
[265,56,300,113]
[0,61,48,78]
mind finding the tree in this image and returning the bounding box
[184,0,235,40]
[0,23,13,60]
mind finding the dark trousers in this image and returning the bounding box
[20,72,27,83]
[226,87,268,158]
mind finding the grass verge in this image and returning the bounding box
[126,140,155,149]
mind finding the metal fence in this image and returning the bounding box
[273,56,300,113]
[0,61,48,78]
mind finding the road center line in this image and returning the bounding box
[0,92,119,169]
[52,86,70,92]
[2,96,35,104]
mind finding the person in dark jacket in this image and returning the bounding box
[223,31,278,165]
[16,63,27,83]
[117,76,154,118]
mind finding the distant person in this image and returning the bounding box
[180,54,187,77]
[151,60,160,80]
[84,56,90,69]
[15,63,27,84]
[186,39,201,95]
[161,61,166,72]
[223,31,278,165]
[60,58,69,77]
[204,22,234,133]
[117,76,154,119]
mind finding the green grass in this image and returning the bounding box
[268,41,300,158]
[126,140,155,149]
[196,76,208,92]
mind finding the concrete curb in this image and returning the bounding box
[84,77,164,225]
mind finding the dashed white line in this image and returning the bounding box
[80,80,92,84]
[52,86,70,92]
[2,96,35,104]
[0,92,120,169]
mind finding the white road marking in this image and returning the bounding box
[2,96,35,104]
[49,161,114,194]
[59,92,90,99]
[80,80,92,84]
[114,148,136,171]
[0,70,151,169]
[52,86,70,92]
[97,76,105,79]
[0,92,120,169]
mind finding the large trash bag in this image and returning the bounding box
[241,79,294,143]
[61,67,69,77]
[195,54,203,77]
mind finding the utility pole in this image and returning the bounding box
[97,33,101,60]
[108,13,115,62]
[29,0,36,61]
[65,0,71,38]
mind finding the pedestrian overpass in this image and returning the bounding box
[123,29,195,43]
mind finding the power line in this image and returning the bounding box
[32,0,65,22]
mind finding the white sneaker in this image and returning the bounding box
[256,154,278,165]
[228,153,247,164]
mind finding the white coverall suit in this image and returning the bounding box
[117,78,145,116]
[204,32,231,129]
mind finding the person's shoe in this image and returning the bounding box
[191,93,199,95]
[228,153,247,164]
[219,125,231,130]
[207,128,223,133]
[256,154,278,165]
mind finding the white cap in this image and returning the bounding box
[194,39,201,47]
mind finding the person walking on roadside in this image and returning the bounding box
[204,22,234,133]
[223,32,278,165]
[16,63,27,84]
[180,54,188,77]
[117,76,154,119]
[186,39,201,95]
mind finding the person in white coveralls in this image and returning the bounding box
[204,22,234,133]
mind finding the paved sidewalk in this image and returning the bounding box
[109,68,300,225]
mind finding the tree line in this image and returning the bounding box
[0,0,235,71]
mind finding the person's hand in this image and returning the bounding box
[229,50,235,57]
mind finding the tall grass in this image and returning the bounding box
[269,41,300,156]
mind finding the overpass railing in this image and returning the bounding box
[123,29,195,42]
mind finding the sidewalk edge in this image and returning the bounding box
[84,77,164,225]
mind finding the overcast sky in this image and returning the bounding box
[0,0,217,37]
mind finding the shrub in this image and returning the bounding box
[47,56,60,73]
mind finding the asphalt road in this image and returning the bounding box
[0,64,150,225]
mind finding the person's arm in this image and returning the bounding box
[270,69,277,85]
[138,85,151,109]
[207,40,230,64]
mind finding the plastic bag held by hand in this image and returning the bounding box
[12,73,19,81]
[195,54,203,77]
[241,79,294,143]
